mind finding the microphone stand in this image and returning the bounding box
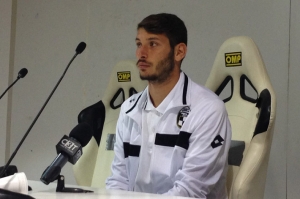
[56,175,93,193]
[0,68,28,100]
[0,43,85,178]
[0,188,34,199]
[0,77,20,100]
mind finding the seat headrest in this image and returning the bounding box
[205,36,276,141]
[206,36,273,97]
[102,60,147,108]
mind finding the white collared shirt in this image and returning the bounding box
[135,76,181,192]
[106,72,231,199]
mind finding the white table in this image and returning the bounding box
[28,181,189,199]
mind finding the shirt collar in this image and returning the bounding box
[126,72,190,123]
[145,72,186,114]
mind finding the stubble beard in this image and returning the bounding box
[139,49,175,84]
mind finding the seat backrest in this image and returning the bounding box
[205,36,276,199]
[73,60,147,187]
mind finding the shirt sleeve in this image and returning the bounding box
[105,106,129,190]
[163,99,231,198]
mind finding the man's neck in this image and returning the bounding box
[148,70,180,108]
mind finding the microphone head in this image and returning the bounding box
[18,68,28,78]
[69,123,93,147]
[75,42,86,54]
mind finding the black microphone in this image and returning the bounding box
[18,68,28,78]
[0,42,87,178]
[40,123,93,185]
[76,42,86,54]
[0,68,28,100]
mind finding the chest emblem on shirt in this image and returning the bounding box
[177,106,191,128]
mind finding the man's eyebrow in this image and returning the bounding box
[135,37,160,41]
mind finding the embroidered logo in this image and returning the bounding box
[211,135,224,149]
[177,106,191,128]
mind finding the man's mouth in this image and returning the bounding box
[137,60,151,68]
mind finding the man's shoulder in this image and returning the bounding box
[188,77,222,103]
[121,90,145,110]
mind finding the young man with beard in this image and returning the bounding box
[106,13,232,199]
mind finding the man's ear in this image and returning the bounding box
[174,43,187,62]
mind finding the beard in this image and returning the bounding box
[138,49,175,84]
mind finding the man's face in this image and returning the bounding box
[135,28,175,83]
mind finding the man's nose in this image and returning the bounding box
[136,46,148,59]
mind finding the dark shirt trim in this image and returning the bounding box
[125,91,144,114]
[155,131,191,150]
[183,73,188,105]
[123,142,141,158]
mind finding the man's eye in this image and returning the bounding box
[136,43,142,47]
[150,42,157,47]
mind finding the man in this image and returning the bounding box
[106,13,231,199]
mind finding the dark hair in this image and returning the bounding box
[137,13,187,49]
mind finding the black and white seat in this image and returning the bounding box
[205,36,276,199]
[73,60,147,187]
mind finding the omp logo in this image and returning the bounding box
[61,139,78,151]
[225,52,242,67]
[117,71,131,82]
